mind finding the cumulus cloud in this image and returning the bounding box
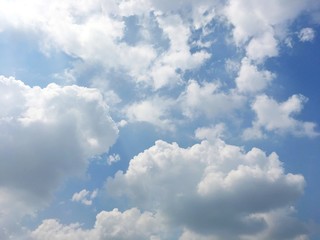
[180,80,245,118]
[0,1,155,84]
[0,0,314,91]
[125,96,175,131]
[0,1,318,239]
[236,58,275,93]
[195,123,226,141]
[106,138,307,239]
[224,0,312,64]
[0,0,212,90]
[31,208,165,240]
[0,75,118,237]
[298,27,316,42]
[71,189,98,206]
[225,0,307,45]
[245,31,279,62]
[243,94,319,139]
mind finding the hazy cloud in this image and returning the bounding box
[298,27,316,42]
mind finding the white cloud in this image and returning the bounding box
[236,58,275,93]
[0,75,118,237]
[180,80,245,118]
[117,119,128,128]
[71,189,98,206]
[246,31,279,62]
[107,138,307,239]
[0,0,213,90]
[31,208,165,240]
[150,64,181,90]
[224,0,307,45]
[118,0,151,16]
[126,79,245,129]
[107,154,121,165]
[191,3,216,30]
[298,27,316,42]
[0,0,157,84]
[125,96,175,131]
[244,94,319,139]
[195,123,225,141]
[179,229,217,240]
[145,13,210,89]
[224,0,312,64]
[0,1,318,239]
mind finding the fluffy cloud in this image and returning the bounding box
[0,75,118,237]
[243,94,319,139]
[225,0,307,44]
[224,0,311,63]
[71,189,98,206]
[106,138,307,239]
[0,1,319,239]
[298,27,316,42]
[125,79,245,129]
[31,208,165,240]
[235,58,275,93]
[0,0,155,84]
[245,31,279,62]
[125,96,175,130]
[195,123,226,141]
[180,80,245,118]
[0,0,212,90]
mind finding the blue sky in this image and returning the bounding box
[0,0,320,239]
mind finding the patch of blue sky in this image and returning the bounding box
[122,13,170,50]
[0,31,73,87]
[187,24,240,88]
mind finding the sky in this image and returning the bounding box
[0,0,320,239]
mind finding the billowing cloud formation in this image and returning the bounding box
[243,94,319,139]
[31,208,164,240]
[106,138,307,239]
[26,137,308,240]
[0,76,118,237]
